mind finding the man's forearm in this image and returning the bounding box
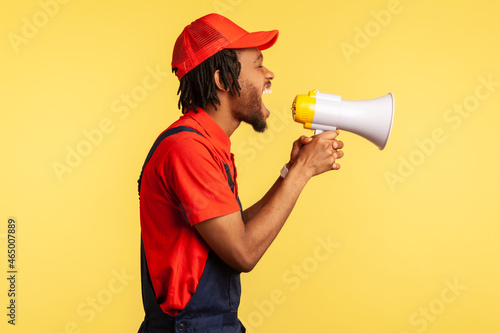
[243,175,284,222]
[197,164,310,273]
[236,164,311,270]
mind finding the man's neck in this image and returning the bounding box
[203,103,240,137]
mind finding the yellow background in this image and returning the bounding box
[1,0,499,332]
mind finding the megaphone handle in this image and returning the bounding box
[312,125,337,135]
[314,128,337,135]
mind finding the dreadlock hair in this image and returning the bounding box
[172,49,242,113]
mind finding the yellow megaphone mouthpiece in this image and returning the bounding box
[291,90,317,127]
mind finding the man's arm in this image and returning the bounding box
[242,176,283,223]
[243,133,343,222]
[195,131,344,272]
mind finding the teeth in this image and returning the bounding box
[262,88,273,95]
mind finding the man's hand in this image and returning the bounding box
[289,130,344,176]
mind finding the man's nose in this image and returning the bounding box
[266,68,275,81]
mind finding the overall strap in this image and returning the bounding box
[137,126,203,196]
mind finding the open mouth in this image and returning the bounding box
[261,86,272,115]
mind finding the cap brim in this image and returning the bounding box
[226,30,279,51]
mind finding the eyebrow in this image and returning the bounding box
[254,53,263,63]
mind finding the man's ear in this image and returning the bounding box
[214,69,229,92]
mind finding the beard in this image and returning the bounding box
[233,82,268,133]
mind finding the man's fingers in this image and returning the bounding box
[333,140,344,149]
[333,150,344,159]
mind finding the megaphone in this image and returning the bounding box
[292,90,395,150]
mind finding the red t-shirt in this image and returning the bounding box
[139,109,241,316]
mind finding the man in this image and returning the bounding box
[138,13,344,332]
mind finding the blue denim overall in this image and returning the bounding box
[138,126,245,333]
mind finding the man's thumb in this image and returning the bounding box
[300,136,313,144]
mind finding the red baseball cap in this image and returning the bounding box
[172,13,279,79]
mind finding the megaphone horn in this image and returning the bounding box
[292,90,395,150]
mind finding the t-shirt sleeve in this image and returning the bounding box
[160,136,241,226]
